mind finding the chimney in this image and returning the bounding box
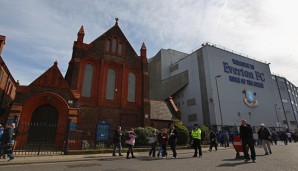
[0,35,6,56]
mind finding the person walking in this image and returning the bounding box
[253,132,259,146]
[287,131,292,143]
[225,131,230,147]
[281,131,288,145]
[257,123,272,155]
[148,129,158,157]
[125,128,137,159]
[218,131,224,147]
[271,131,278,145]
[112,126,123,156]
[168,123,178,159]
[0,124,3,140]
[160,128,168,158]
[191,124,202,158]
[0,124,4,158]
[209,129,218,152]
[1,124,15,161]
[240,119,256,163]
[156,129,163,157]
[294,131,298,143]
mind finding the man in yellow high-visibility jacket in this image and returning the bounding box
[191,124,202,157]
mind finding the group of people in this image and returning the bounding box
[112,124,179,159]
[253,128,298,147]
[112,126,141,159]
[112,123,204,159]
[113,119,297,163]
[280,130,298,145]
[238,119,295,163]
[0,123,16,161]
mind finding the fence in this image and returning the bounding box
[13,122,67,156]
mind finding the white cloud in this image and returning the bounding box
[1,0,298,85]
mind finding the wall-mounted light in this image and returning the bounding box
[68,100,73,105]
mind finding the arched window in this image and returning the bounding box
[112,38,117,53]
[105,39,111,52]
[118,42,123,55]
[128,72,136,102]
[81,64,94,97]
[106,69,116,100]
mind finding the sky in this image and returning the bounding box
[1,0,298,86]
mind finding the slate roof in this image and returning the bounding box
[150,100,174,121]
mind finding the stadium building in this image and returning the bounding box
[149,43,285,131]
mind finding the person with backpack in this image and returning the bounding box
[125,128,137,159]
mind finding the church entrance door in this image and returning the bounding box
[27,104,58,143]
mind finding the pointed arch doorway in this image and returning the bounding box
[27,104,58,143]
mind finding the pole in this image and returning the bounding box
[215,75,223,131]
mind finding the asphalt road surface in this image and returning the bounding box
[1,142,297,171]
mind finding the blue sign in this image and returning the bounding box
[96,121,110,142]
[246,90,255,103]
[223,59,266,88]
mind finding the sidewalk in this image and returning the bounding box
[0,146,231,166]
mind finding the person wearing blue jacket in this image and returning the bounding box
[1,124,15,161]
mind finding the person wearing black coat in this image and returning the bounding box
[112,126,123,156]
[209,130,218,151]
[240,120,256,162]
[257,123,272,155]
[168,124,178,159]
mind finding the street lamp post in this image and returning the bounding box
[215,75,223,131]
[274,104,281,130]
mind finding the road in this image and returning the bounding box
[1,142,297,171]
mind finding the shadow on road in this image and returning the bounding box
[217,161,252,167]
[219,155,261,167]
[222,158,244,161]
[136,156,196,161]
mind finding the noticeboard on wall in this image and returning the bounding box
[96,121,110,142]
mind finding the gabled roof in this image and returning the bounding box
[29,61,71,90]
[90,21,138,57]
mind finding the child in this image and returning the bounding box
[160,128,168,158]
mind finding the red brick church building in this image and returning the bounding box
[8,20,157,150]
[65,20,151,128]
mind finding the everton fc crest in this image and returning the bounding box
[243,89,258,108]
